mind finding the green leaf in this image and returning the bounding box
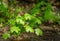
[16,15,25,25]
[3,33,10,39]
[35,28,43,36]
[44,10,55,21]
[35,18,41,24]
[8,19,15,25]
[25,25,34,33]
[3,3,8,8]
[0,18,5,22]
[0,4,4,11]
[24,13,31,20]
[16,18,25,25]
[10,26,21,33]
[30,1,46,16]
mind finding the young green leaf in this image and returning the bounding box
[24,13,31,20]
[35,28,43,36]
[35,18,41,24]
[25,25,34,33]
[10,26,21,33]
[8,19,15,25]
[3,33,10,39]
[16,18,25,25]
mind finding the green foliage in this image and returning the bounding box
[0,18,5,23]
[24,25,34,33]
[35,28,43,36]
[3,33,10,39]
[16,15,25,25]
[43,9,56,21]
[0,0,60,39]
[30,1,57,23]
[10,26,21,33]
[8,19,16,25]
[24,13,32,20]
[30,1,46,16]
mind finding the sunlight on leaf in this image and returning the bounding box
[25,25,34,33]
[35,18,41,24]
[0,23,3,27]
[10,26,21,33]
[16,18,25,25]
[24,13,32,20]
[16,15,25,25]
[35,28,43,36]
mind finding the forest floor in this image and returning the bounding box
[0,24,60,41]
